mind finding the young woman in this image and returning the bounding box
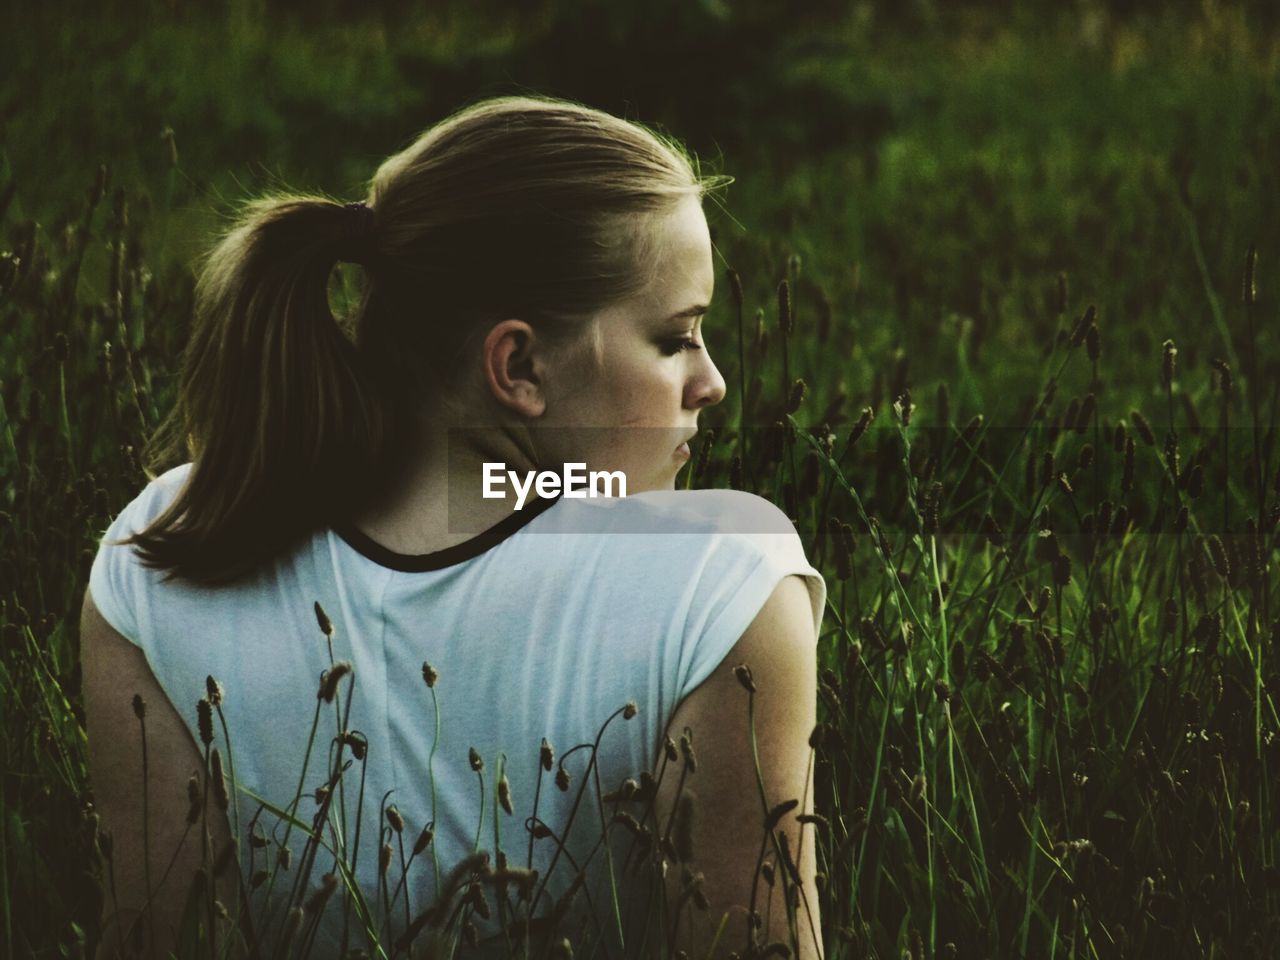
[81,95,826,959]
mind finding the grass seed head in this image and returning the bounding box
[338,731,367,760]
[281,907,304,949]
[313,601,333,639]
[765,798,799,831]
[386,805,404,834]
[727,267,743,308]
[1164,432,1180,479]
[205,675,223,707]
[469,747,484,772]
[1130,410,1156,446]
[131,694,146,720]
[733,663,756,693]
[787,378,807,414]
[637,771,658,803]
[196,697,214,746]
[1037,586,1052,617]
[1070,305,1095,347]
[413,823,434,855]
[1039,449,1055,488]
[921,480,942,535]
[755,309,769,356]
[305,872,338,914]
[809,723,827,750]
[499,774,514,815]
[1210,358,1234,398]
[623,700,638,719]
[1113,504,1131,536]
[1110,419,1126,453]
[1075,393,1096,433]
[421,661,438,688]
[1161,338,1178,388]
[664,736,679,763]
[555,767,571,791]
[729,453,743,488]
[798,814,829,837]
[470,882,491,919]
[1063,396,1080,432]
[679,733,697,773]
[893,388,914,427]
[540,738,554,771]
[909,772,927,803]
[849,406,875,450]
[186,774,202,825]
[318,661,353,703]
[379,842,393,876]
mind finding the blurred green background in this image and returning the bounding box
[5,0,1279,409]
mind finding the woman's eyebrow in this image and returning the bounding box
[664,304,709,322]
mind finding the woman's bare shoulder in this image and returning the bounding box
[583,487,796,535]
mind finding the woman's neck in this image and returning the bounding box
[345,423,548,555]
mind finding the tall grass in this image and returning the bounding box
[5,149,1279,957]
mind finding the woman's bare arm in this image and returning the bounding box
[651,574,824,960]
[80,589,240,960]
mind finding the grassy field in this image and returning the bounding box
[3,1,1280,956]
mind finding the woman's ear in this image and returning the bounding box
[481,319,550,417]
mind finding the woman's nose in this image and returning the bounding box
[690,351,727,408]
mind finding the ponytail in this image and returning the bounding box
[124,196,409,587]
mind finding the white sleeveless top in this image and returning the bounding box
[89,461,827,957]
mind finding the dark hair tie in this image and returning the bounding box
[336,201,376,265]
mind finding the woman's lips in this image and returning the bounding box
[676,441,691,458]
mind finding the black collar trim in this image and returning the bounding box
[331,489,566,573]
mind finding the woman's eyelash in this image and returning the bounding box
[661,338,703,355]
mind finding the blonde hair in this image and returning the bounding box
[122,94,731,587]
